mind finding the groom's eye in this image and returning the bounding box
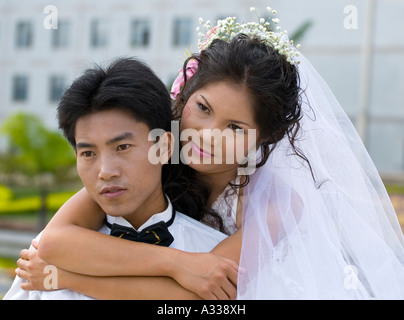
[117,144,131,151]
[81,151,95,158]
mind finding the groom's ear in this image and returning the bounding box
[156,131,175,165]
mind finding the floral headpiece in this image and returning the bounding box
[198,7,301,65]
[170,7,301,99]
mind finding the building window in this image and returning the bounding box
[130,19,150,47]
[90,19,108,48]
[15,21,33,48]
[52,20,69,48]
[49,75,66,102]
[173,18,192,47]
[12,75,29,102]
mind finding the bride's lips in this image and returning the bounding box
[100,186,127,199]
[191,141,213,158]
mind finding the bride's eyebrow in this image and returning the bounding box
[201,95,253,128]
[229,119,252,128]
[200,94,213,110]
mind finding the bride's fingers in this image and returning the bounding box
[15,267,29,280]
[212,289,227,300]
[222,279,237,300]
[220,260,238,287]
[199,289,218,300]
[31,239,39,250]
[228,268,238,287]
[19,249,31,260]
[17,258,29,271]
[217,256,239,286]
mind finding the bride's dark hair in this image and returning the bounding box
[171,34,305,231]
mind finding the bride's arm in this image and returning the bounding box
[37,188,240,298]
[64,230,241,300]
[60,273,202,300]
[19,230,242,299]
[38,188,182,277]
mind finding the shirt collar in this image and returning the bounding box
[106,196,173,232]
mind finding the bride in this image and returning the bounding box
[10,8,404,299]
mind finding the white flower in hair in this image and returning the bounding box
[198,7,301,65]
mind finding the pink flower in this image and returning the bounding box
[170,59,199,99]
[200,26,220,50]
[207,26,220,39]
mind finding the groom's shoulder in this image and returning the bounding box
[174,211,227,240]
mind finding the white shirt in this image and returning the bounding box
[4,199,227,300]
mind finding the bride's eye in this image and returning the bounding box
[228,123,244,132]
[197,103,209,113]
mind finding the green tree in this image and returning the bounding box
[0,112,77,230]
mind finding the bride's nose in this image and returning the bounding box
[198,128,221,148]
[200,127,235,152]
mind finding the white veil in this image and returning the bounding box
[238,53,404,299]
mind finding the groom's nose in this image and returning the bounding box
[98,155,121,180]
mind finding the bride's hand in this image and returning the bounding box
[16,240,62,291]
[171,251,239,300]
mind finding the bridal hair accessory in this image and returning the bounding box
[170,7,301,99]
[170,58,198,99]
[197,7,301,65]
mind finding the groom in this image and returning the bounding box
[4,58,236,300]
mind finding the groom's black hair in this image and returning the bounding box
[58,57,172,148]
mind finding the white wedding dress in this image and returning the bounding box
[202,48,404,299]
[224,53,404,300]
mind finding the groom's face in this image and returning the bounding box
[74,108,165,227]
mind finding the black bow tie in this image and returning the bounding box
[106,208,175,247]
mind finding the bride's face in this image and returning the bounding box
[180,80,259,176]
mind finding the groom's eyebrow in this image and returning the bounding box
[106,132,134,145]
[76,132,134,149]
[76,142,95,149]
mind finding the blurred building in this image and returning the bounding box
[0,0,403,178]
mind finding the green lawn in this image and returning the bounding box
[385,184,404,195]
